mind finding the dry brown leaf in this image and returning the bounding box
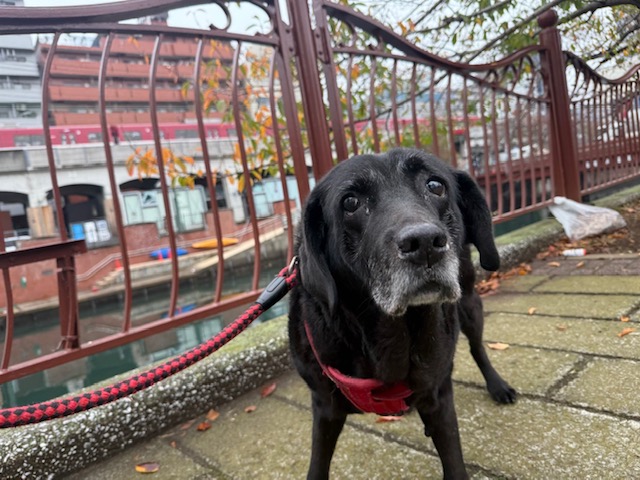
[206,409,220,421]
[518,264,532,275]
[620,316,631,323]
[618,327,636,338]
[376,415,404,423]
[487,342,510,351]
[528,307,537,315]
[196,421,211,432]
[575,261,585,269]
[135,462,160,474]
[556,324,568,332]
[260,382,277,398]
[170,441,177,449]
[244,405,257,413]
[548,261,561,267]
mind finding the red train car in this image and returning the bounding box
[0,122,237,148]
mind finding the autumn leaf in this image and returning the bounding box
[575,261,585,269]
[618,327,636,338]
[556,324,568,332]
[135,462,159,474]
[487,342,510,351]
[206,409,220,421]
[528,307,537,315]
[548,262,561,267]
[197,421,212,431]
[376,415,404,423]
[244,405,257,413]
[260,383,277,398]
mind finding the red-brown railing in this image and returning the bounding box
[0,0,638,393]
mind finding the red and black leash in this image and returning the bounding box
[0,261,298,428]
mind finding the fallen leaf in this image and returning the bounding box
[170,441,177,449]
[575,261,585,268]
[618,327,636,338]
[376,415,404,423]
[135,462,160,474]
[620,316,631,323]
[556,324,568,332]
[518,264,532,275]
[528,307,537,315]
[487,342,510,351]
[548,261,561,267]
[244,405,257,413]
[261,382,277,398]
[196,421,211,432]
[206,409,220,421]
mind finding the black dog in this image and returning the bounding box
[288,148,516,479]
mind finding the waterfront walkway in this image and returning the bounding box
[68,251,640,479]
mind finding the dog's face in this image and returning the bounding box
[299,148,499,317]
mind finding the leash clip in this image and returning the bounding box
[255,256,298,310]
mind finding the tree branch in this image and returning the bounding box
[413,0,514,34]
[557,0,640,25]
[461,0,566,63]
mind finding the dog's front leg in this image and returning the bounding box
[307,391,347,480]
[417,379,468,480]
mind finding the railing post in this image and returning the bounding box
[287,0,335,181]
[538,9,581,201]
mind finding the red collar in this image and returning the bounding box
[304,322,412,415]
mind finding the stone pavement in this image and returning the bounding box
[66,252,640,479]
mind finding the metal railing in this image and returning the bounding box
[0,0,638,388]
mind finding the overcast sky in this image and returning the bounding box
[22,0,270,34]
[24,0,127,5]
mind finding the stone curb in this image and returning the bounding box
[0,317,291,479]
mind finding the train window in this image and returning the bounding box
[175,129,198,139]
[124,131,142,141]
[87,132,103,143]
[14,134,45,147]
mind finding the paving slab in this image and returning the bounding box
[483,312,640,360]
[483,292,639,319]
[532,275,640,295]
[554,357,640,416]
[497,275,549,293]
[453,342,582,396]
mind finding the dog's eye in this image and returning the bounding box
[342,196,360,213]
[427,179,445,197]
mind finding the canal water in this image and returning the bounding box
[0,259,289,408]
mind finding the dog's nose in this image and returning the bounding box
[395,224,449,266]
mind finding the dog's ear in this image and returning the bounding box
[298,191,338,314]
[454,171,500,271]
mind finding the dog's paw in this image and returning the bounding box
[487,380,517,404]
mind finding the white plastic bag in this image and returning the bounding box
[548,196,627,242]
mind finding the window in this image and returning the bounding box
[15,134,45,146]
[175,129,198,139]
[124,131,142,141]
[87,132,103,143]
